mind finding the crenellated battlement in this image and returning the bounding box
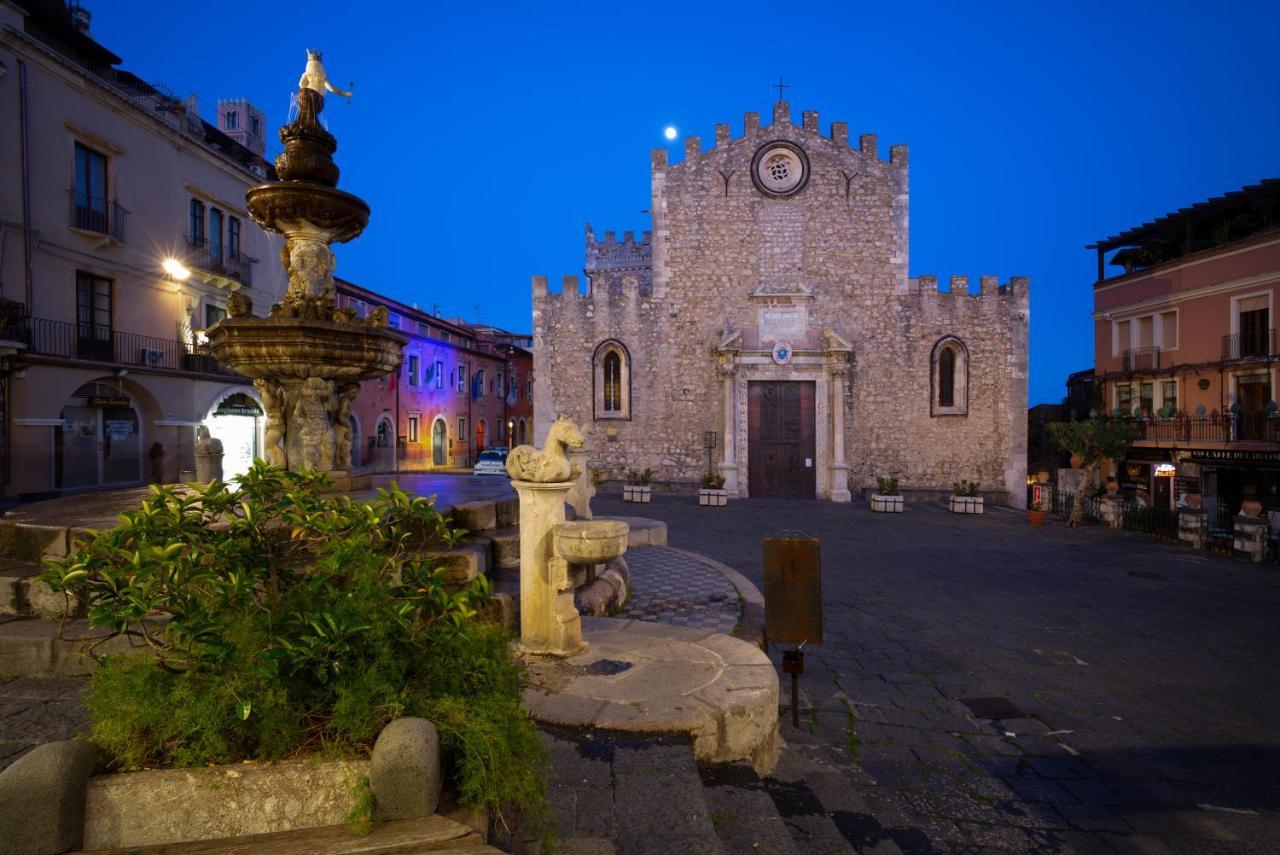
[907,274,1031,304]
[533,272,656,304]
[585,222,653,295]
[648,100,905,168]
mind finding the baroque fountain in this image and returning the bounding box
[208,52,404,488]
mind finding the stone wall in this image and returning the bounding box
[533,101,1029,505]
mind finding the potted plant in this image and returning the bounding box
[1027,495,1049,526]
[949,480,983,514]
[699,471,728,507]
[623,468,653,503]
[870,475,903,513]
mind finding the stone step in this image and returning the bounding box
[488,525,520,570]
[73,814,501,854]
[0,559,81,620]
[700,764,802,855]
[0,617,138,677]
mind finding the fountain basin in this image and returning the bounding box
[246,182,370,244]
[553,520,629,564]
[208,316,405,381]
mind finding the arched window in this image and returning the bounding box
[931,337,969,416]
[225,110,238,130]
[593,340,631,420]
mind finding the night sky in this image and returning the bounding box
[92,1,1279,405]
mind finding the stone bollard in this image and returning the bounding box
[1099,496,1123,529]
[194,425,224,484]
[1178,508,1207,550]
[512,480,586,656]
[1232,515,1268,563]
[565,448,594,520]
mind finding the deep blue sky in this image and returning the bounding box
[93,1,1278,405]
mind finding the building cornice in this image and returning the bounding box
[1094,233,1280,294]
[1092,270,1280,320]
[2,25,265,185]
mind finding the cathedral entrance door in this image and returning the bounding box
[748,381,816,499]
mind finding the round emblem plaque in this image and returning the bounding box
[751,141,810,198]
[772,341,793,365]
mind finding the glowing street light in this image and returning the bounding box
[162,258,191,281]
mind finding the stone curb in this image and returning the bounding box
[660,546,766,647]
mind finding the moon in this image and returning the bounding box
[664,126,678,141]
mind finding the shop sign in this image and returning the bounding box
[104,420,134,440]
[1188,449,1280,464]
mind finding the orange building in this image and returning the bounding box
[1090,178,1280,524]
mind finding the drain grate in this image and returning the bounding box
[958,697,1028,720]
[582,658,634,676]
[1128,570,1168,581]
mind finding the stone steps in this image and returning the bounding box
[0,558,82,621]
[0,617,135,677]
[72,814,500,854]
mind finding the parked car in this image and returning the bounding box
[473,449,509,477]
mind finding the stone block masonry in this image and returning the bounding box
[534,99,1029,504]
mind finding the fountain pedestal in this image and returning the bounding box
[512,480,586,657]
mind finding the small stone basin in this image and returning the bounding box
[553,520,629,564]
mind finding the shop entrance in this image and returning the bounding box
[55,381,140,489]
[205,392,262,483]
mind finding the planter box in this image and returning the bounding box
[623,485,651,503]
[698,488,729,507]
[869,494,903,513]
[949,496,984,514]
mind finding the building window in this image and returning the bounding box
[1139,381,1154,417]
[408,414,420,443]
[1160,311,1177,349]
[250,114,261,137]
[189,199,205,244]
[209,208,224,264]
[593,340,630,419]
[1115,319,1131,357]
[225,110,238,130]
[72,143,109,234]
[204,303,227,330]
[407,354,419,386]
[1117,383,1133,416]
[497,372,505,399]
[458,416,466,439]
[75,271,112,360]
[1239,296,1270,358]
[457,363,466,394]
[376,418,392,447]
[435,360,444,389]
[1162,380,1178,415]
[228,216,241,259]
[930,337,968,416]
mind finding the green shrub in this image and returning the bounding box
[952,480,980,497]
[700,471,725,489]
[41,462,546,831]
[875,475,900,496]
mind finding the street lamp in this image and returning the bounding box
[162,258,191,281]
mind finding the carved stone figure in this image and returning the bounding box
[254,379,287,467]
[334,382,359,470]
[294,377,334,471]
[194,425,225,483]
[287,237,335,302]
[506,416,585,482]
[299,49,352,100]
[226,291,254,319]
[366,305,389,328]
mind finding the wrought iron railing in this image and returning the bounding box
[1122,346,1161,372]
[1130,414,1280,444]
[24,317,239,377]
[1222,329,1275,360]
[67,190,129,243]
[184,234,257,284]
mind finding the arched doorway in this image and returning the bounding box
[55,379,141,489]
[518,418,527,446]
[475,419,486,454]
[373,416,394,472]
[432,418,447,466]
[205,391,263,483]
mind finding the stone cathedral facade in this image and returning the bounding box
[533,99,1029,505]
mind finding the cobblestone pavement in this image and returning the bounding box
[593,493,1280,853]
[621,547,741,633]
[0,675,89,772]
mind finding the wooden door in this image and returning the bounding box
[748,381,816,499]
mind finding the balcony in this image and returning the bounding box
[1222,329,1275,361]
[1122,346,1161,372]
[67,190,129,243]
[1131,413,1280,445]
[184,235,257,285]
[24,317,240,377]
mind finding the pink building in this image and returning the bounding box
[335,280,532,472]
[1090,178,1280,522]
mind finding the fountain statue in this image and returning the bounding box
[207,51,405,489]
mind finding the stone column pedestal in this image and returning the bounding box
[513,480,586,656]
[1233,516,1268,563]
[1178,508,1207,550]
[1099,496,1123,529]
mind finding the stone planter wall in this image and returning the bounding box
[698,488,729,507]
[869,494,903,513]
[949,496,984,514]
[623,485,652,503]
[1178,508,1207,549]
[1233,516,1268,563]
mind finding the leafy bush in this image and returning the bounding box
[625,468,653,486]
[952,480,980,497]
[701,471,725,489]
[875,476,900,496]
[41,462,546,830]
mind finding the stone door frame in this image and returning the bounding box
[715,334,852,502]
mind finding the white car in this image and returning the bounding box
[473,450,509,476]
